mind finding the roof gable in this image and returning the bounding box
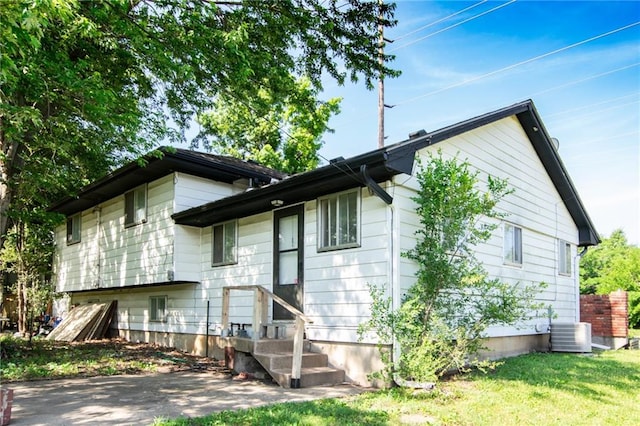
[171,100,599,246]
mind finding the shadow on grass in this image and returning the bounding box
[475,351,640,403]
[158,398,389,426]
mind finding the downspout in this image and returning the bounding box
[575,246,588,323]
[360,165,392,205]
[386,178,435,390]
[93,206,102,288]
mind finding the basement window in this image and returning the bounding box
[149,296,167,322]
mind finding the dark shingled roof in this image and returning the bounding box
[48,147,286,216]
[49,100,599,247]
[172,100,599,247]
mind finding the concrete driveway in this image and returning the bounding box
[4,372,365,425]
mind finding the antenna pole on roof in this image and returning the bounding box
[377,0,385,149]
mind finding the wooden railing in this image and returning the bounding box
[221,285,313,388]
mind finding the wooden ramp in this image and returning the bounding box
[47,302,116,342]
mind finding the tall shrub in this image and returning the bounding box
[360,152,543,383]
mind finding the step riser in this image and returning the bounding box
[253,339,311,354]
[270,369,346,388]
[254,353,328,370]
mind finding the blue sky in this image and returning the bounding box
[319,0,640,245]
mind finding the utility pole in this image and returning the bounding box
[377,0,385,149]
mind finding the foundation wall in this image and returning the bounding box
[115,330,550,387]
[119,329,225,359]
[309,341,387,387]
[479,333,550,360]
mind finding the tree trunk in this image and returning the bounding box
[17,278,27,336]
[14,222,29,336]
[0,124,21,249]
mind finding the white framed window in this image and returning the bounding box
[66,214,81,245]
[212,220,237,266]
[503,223,522,265]
[124,184,147,227]
[149,296,167,322]
[318,189,360,251]
[558,240,572,275]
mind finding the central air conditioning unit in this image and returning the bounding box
[550,322,592,353]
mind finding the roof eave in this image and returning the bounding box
[172,147,419,227]
[514,103,600,247]
[48,148,284,216]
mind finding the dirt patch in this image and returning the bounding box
[79,339,228,373]
[1,337,233,382]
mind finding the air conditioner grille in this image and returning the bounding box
[551,322,592,353]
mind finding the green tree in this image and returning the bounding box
[580,229,640,328]
[1,0,399,245]
[1,0,398,333]
[359,152,543,384]
[196,78,341,174]
[1,218,56,335]
[580,229,640,294]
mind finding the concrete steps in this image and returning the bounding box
[228,336,345,388]
[270,366,345,389]
[253,351,329,371]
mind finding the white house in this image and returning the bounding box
[50,100,599,387]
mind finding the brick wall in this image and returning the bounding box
[580,291,628,338]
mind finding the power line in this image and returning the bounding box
[529,63,640,99]
[543,92,640,119]
[391,0,488,42]
[545,98,640,123]
[393,20,640,106]
[389,0,517,53]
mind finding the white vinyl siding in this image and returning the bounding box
[503,223,523,266]
[396,116,581,335]
[201,212,274,327]
[124,184,147,227]
[54,176,176,291]
[212,220,237,266]
[306,190,390,342]
[54,113,586,349]
[318,189,360,251]
[173,173,248,212]
[558,240,572,276]
[173,173,247,282]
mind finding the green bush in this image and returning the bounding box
[0,335,23,360]
[359,153,543,383]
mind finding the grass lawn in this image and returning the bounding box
[2,335,637,425]
[154,350,639,426]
